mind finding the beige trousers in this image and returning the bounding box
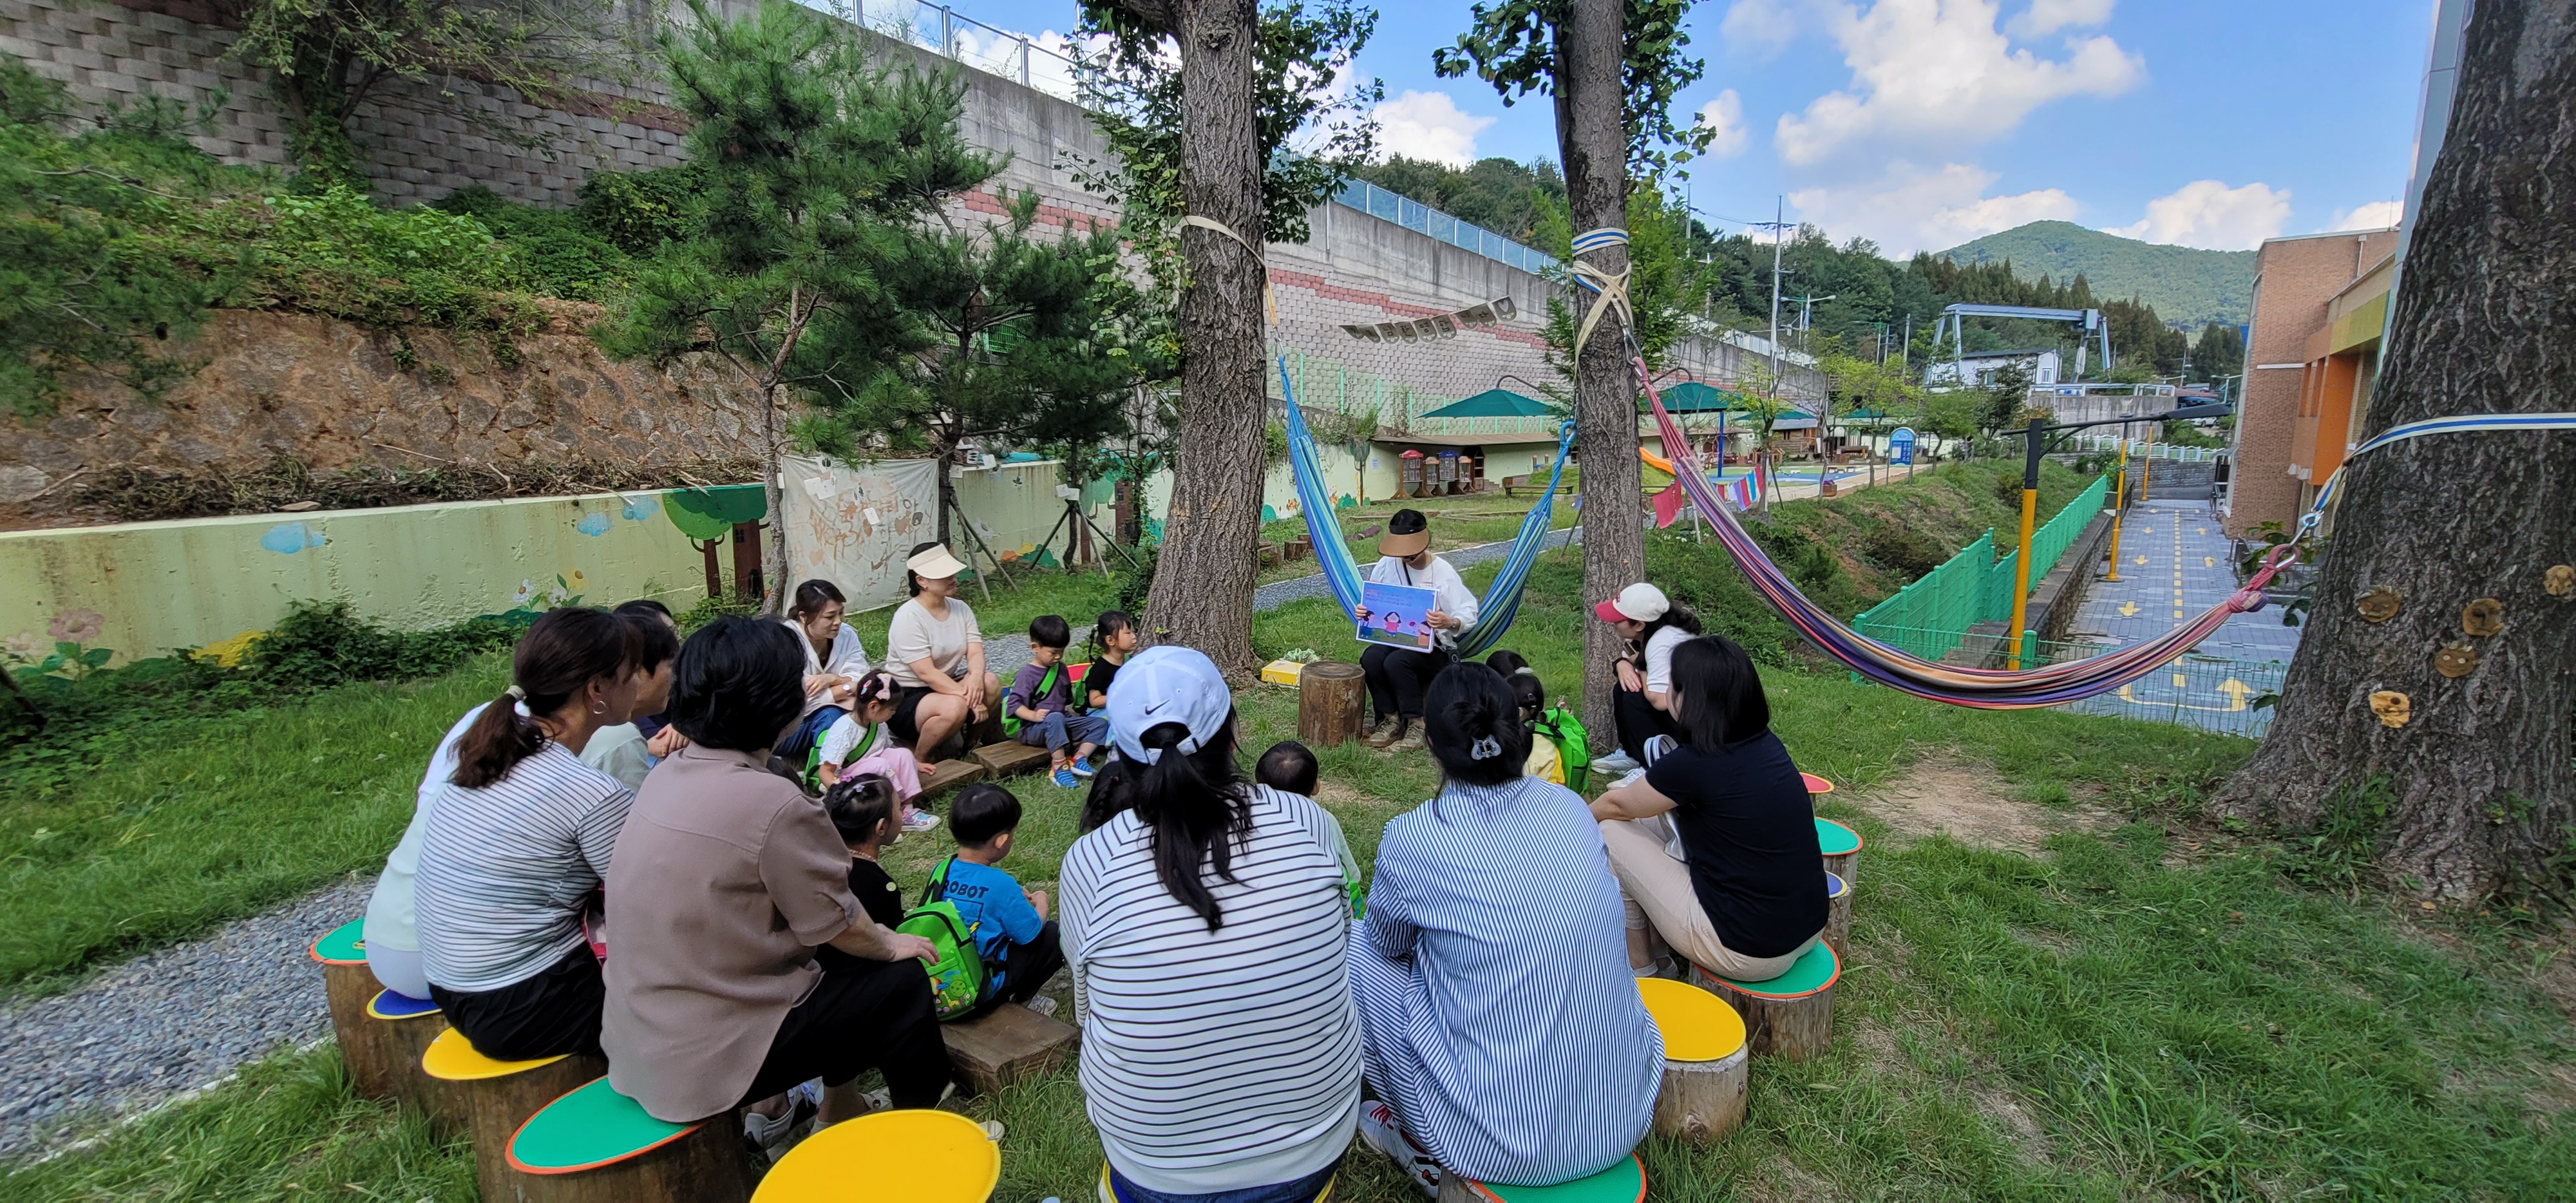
[1598,818,1817,981]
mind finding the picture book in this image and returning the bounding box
[1357,581,1437,649]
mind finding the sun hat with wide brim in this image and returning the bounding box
[1377,508,1431,558]
[905,545,969,580]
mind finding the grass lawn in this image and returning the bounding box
[8,540,2574,1199]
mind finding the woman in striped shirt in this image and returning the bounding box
[1059,647,1361,1203]
[414,608,643,1061]
[1349,662,1662,1194]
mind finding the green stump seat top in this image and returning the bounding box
[311,920,366,965]
[1815,817,1862,857]
[1715,941,1840,1000]
[1455,1153,1646,1202]
[1826,871,1848,901]
[509,1077,700,1175]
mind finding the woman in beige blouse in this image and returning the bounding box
[600,616,946,1137]
[882,542,1003,761]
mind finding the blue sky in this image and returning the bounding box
[938,0,2435,256]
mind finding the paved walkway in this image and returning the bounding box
[2062,499,2302,736]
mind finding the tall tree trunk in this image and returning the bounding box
[1139,0,1266,674]
[759,381,789,614]
[2210,0,2576,900]
[1557,0,1642,743]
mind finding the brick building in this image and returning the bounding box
[2222,227,2402,538]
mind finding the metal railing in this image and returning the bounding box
[1332,180,1560,274]
[1851,475,2109,662]
[2070,435,2221,463]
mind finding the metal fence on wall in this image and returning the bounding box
[1332,180,1561,274]
[1852,475,2110,662]
[1852,624,2287,738]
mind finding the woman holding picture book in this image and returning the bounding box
[1352,509,1478,754]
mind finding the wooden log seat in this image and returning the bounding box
[505,1076,756,1203]
[752,1108,1000,1202]
[1690,940,1841,1062]
[421,1027,608,1198]
[1436,1151,1647,1202]
[1637,978,1748,1143]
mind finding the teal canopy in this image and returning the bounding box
[1655,381,1748,413]
[1420,388,1553,419]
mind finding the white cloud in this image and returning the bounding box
[2325,200,2403,232]
[1699,90,1750,157]
[2007,0,2114,38]
[1372,90,1494,168]
[1722,0,1803,54]
[2107,180,2291,249]
[1788,161,2078,256]
[1776,0,2145,166]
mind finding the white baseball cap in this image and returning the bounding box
[1595,582,1671,624]
[1106,645,1235,764]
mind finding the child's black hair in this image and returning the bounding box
[1028,614,1072,650]
[1255,740,1320,797]
[1078,754,1138,833]
[822,773,899,846]
[1094,609,1134,650]
[1485,650,1545,722]
[951,782,1023,848]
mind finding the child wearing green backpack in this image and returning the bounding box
[1487,650,1590,791]
[1008,616,1110,790]
[898,784,1063,1021]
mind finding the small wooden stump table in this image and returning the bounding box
[1297,661,1367,748]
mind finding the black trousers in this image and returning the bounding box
[732,949,951,1114]
[430,945,604,1062]
[981,921,1065,1012]
[1360,644,1451,720]
[1613,681,1683,764]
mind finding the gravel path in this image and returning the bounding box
[0,526,1589,1160]
[0,877,374,1159]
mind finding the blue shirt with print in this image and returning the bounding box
[940,858,1045,979]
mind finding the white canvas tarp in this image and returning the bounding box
[779,455,940,612]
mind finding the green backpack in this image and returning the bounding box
[999,664,1061,739]
[896,858,992,1021]
[1536,704,1593,791]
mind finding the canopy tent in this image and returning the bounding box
[1418,388,1555,419]
[1654,381,1746,413]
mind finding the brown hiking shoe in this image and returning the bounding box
[1385,725,1428,754]
[1365,714,1405,748]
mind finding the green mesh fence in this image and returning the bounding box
[1853,475,2108,662]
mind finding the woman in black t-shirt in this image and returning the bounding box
[1589,635,1826,981]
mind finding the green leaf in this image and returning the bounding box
[79,648,115,667]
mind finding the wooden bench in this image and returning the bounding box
[916,759,988,797]
[969,740,1053,779]
[1692,942,1840,1062]
[942,1003,1081,1095]
[1500,473,1575,498]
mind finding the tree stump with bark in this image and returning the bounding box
[1298,661,1367,747]
[361,989,450,1116]
[1692,942,1840,1062]
[419,1027,606,1200]
[1817,817,1862,887]
[310,922,400,1101]
[504,1077,755,1203]
[1823,871,1852,960]
[1638,978,1748,1143]
[1437,1152,1647,1201]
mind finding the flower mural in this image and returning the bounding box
[48,608,104,643]
[4,631,43,661]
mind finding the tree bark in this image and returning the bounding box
[1138,0,1267,674]
[2210,0,2576,900]
[758,380,788,615]
[1557,0,1643,743]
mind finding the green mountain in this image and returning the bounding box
[1934,221,2256,328]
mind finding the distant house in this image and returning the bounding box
[1924,348,2062,388]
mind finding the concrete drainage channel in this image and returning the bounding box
[0,526,1585,1162]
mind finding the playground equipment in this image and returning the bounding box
[1928,303,2112,382]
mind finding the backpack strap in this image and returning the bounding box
[919,856,954,907]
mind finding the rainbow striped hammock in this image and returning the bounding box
[1633,356,2298,708]
[1276,357,1573,659]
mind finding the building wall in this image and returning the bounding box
[2224,228,2400,538]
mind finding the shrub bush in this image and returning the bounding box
[574,166,705,256]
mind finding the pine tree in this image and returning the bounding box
[599,0,991,611]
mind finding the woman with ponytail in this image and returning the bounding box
[1057,647,1360,1203]
[410,607,645,1060]
[1346,662,1658,1196]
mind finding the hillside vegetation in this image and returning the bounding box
[1936,220,2257,328]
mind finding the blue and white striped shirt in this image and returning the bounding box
[1356,775,1661,1185]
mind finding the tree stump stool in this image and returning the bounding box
[310,921,396,1101]
[362,989,449,1115]
[916,759,989,797]
[1801,772,1835,798]
[753,1109,999,1202]
[1692,942,1839,1062]
[506,1077,755,1203]
[1822,871,1852,960]
[1297,661,1366,747]
[421,1027,607,1199]
[1816,817,1862,886]
[1436,1152,1645,1202]
[943,1001,1081,1095]
[970,740,1053,779]
[1637,978,1748,1143]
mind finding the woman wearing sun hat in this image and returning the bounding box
[1352,508,1479,753]
[1058,645,1362,1203]
[882,542,1002,762]
[1592,581,1701,771]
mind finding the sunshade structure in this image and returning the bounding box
[1655,381,1748,413]
[1418,388,1555,419]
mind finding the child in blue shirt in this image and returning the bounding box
[936,784,1065,1017]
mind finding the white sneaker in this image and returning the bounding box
[1611,766,1649,791]
[1024,994,1059,1018]
[743,1106,800,1164]
[1358,1101,1441,1198]
[1593,750,1641,777]
[902,808,941,833]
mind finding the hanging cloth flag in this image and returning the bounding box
[1724,472,1756,511]
[1652,480,1691,528]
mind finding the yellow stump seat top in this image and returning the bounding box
[421,1027,569,1081]
[753,1108,1000,1202]
[1636,978,1747,1063]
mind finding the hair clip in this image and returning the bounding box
[1470,735,1502,760]
[506,685,527,701]
[1513,667,1537,677]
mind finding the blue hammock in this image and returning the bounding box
[1276,357,1575,659]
